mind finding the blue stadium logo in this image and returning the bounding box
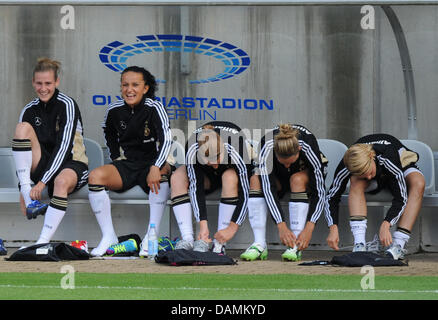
[99,34,250,84]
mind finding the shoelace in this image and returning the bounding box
[111,244,128,254]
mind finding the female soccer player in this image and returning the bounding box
[12,57,88,245]
[325,133,425,260]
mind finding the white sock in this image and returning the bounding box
[89,189,118,256]
[248,196,268,248]
[350,217,367,245]
[146,181,170,238]
[172,201,194,242]
[12,140,33,206]
[289,201,308,238]
[393,230,410,248]
[36,206,65,244]
[217,202,236,232]
[217,200,236,247]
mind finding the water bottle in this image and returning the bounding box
[148,223,158,260]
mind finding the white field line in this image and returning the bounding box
[0,284,437,294]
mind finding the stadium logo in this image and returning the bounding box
[98,34,250,84]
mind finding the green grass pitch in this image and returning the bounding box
[0,272,437,300]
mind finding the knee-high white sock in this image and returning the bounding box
[146,181,170,237]
[289,192,309,238]
[393,227,411,248]
[248,191,268,248]
[350,216,367,245]
[12,139,33,206]
[171,194,194,242]
[218,197,238,232]
[88,185,118,256]
[36,196,67,244]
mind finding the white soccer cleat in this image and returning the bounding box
[385,243,407,260]
[211,239,226,254]
[175,239,194,250]
[352,242,367,252]
[139,236,148,258]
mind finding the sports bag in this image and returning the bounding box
[155,249,237,266]
[6,242,90,262]
[330,251,408,267]
[299,252,408,267]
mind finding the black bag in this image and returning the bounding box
[330,252,408,267]
[6,242,90,262]
[155,249,237,266]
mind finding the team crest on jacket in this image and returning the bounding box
[119,121,127,130]
[144,121,150,136]
[55,115,60,132]
[34,117,42,126]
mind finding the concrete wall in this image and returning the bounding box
[0,4,437,252]
[1,4,438,148]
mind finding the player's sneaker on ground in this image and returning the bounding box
[384,243,407,260]
[0,239,7,256]
[175,239,194,250]
[281,246,302,261]
[105,238,138,256]
[240,243,268,261]
[26,200,48,220]
[366,234,384,253]
[139,237,148,258]
[212,243,225,254]
[193,239,209,252]
[211,240,226,254]
[353,242,367,252]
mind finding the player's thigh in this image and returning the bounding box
[88,164,123,190]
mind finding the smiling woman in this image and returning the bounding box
[12,57,89,247]
[32,58,61,103]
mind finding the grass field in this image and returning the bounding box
[0,272,437,300]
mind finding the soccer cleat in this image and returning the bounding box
[193,239,209,253]
[175,239,194,250]
[353,242,367,252]
[384,243,407,260]
[159,236,179,252]
[240,243,268,261]
[70,240,89,253]
[366,234,384,253]
[211,240,226,255]
[281,246,302,261]
[0,239,7,256]
[26,200,48,220]
[105,238,138,256]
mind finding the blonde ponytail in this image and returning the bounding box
[274,124,300,158]
[343,143,376,176]
[33,57,61,80]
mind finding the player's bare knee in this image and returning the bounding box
[349,176,368,192]
[409,176,425,198]
[88,168,105,185]
[14,122,34,139]
[53,175,75,193]
[170,167,189,190]
[290,172,308,192]
[250,174,261,190]
[222,169,238,185]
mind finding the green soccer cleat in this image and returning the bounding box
[240,243,268,261]
[281,246,302,262]
[106,238,138,256]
